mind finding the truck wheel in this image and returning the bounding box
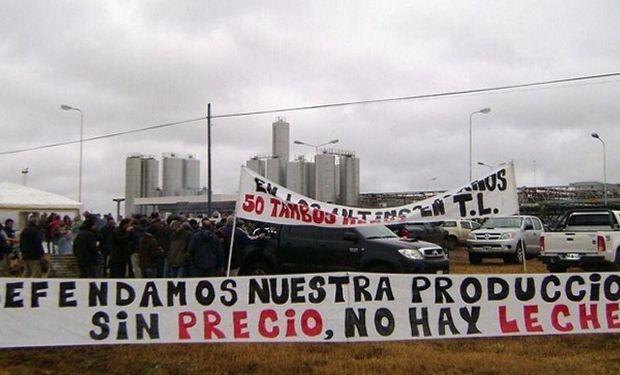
[468,253,482,265]
[546,264,567,273]
[508,242,525,264]
[446,236,458,251]
[242,261,273,276]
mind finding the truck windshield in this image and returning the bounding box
[357,225,399,239]
[481,217,523,229]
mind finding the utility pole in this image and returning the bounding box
[207,103,212,216]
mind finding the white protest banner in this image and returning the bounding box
[236,162,518,227]
[1,272,619,348]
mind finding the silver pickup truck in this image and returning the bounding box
[539,209,620,272]
[467,215,544,264]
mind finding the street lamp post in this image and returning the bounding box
[21,168,29,186]
[112,198,126,221]
[293,139,339,156]
[293,139,339,200]
[591,132,607,205]
[61,104,84,203]
[469,107,491,181]
[477,161,493,170]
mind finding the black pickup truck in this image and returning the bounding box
[238,224,449,275]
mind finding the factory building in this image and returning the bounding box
[246,118,360,206]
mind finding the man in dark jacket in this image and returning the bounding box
[139,225,161,278]
[0,225,12,277]
[20,217,45,277]
[188,219,224,277]
[167,220,192,277]
[99,216,116,277]
[219,216,256,273]
[109,218,133,278]
[73,218,100,278]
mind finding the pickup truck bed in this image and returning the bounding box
[539,210,620,272]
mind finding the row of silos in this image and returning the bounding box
[269,154,359,206]
[162,153,201,196]
[125,153,201,215]
[125,155,160,215]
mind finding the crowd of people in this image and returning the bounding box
[0,211,263,279]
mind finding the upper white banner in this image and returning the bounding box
[235,162,519,226]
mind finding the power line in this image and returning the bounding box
[2,72,619,156]
[213,72,620,119]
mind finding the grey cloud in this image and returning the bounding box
[1,1,619,215]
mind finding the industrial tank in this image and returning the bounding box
[339,156,360,206]
[246,158,264,175]
[142,156,159,197]
[124,155,143,215]
[315,154,337,203]
[286,158,311,196]
[162,153,184,196]
[264,157,281,185]
[272,118,290,185]
[183,155,201,190]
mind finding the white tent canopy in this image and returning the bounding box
[0,182,81,229]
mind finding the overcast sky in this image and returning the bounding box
[1,1,619,216]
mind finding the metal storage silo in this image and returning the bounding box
[264,157,281,185]
[183,154,201,191]
[246,158,264,175]
[315,154,337,203]
[340,156,360,206]
[307,162,316,198]
[286,158,310,196]
[125,155,143,215]
[162,153,184,196]
[272,118,290,185]
[142,156,159,198]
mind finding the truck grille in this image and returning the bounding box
[472,232,501,240]
[419,247,445,258]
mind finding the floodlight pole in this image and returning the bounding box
[469,107,491,181]
[591,132,607,205]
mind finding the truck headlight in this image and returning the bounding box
[499,232,514,240]
[399,249,424,260]
[468,233,476,240]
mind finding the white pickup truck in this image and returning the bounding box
[539,209,620,272]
